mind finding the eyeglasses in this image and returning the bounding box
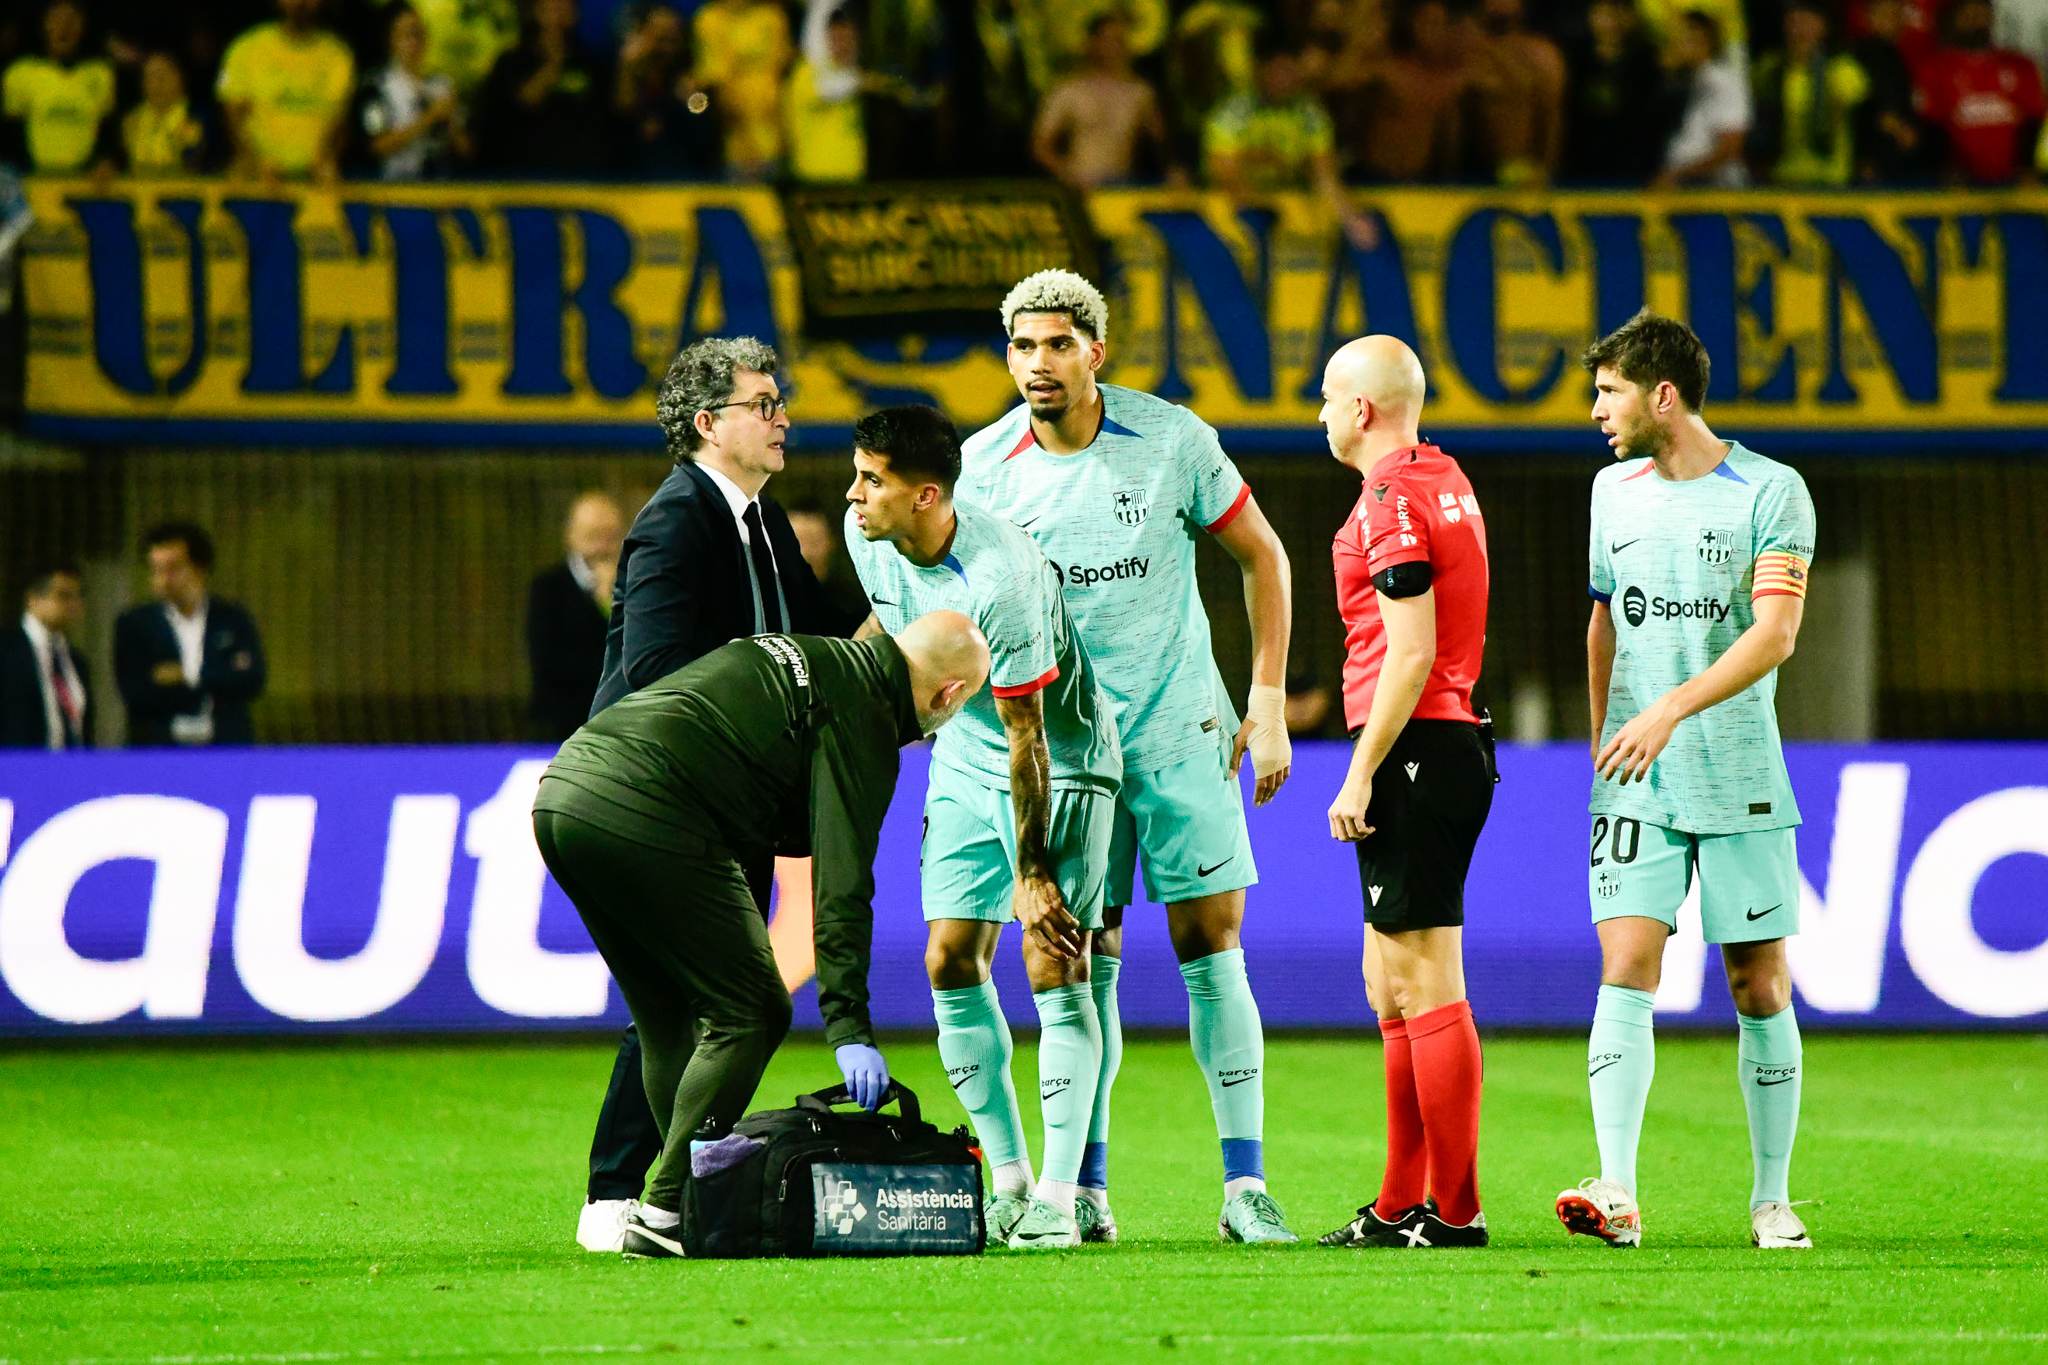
[706,394,790,423]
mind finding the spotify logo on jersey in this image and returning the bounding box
[1622,585,1647,626]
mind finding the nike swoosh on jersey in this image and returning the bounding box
[1610,539,1641,553]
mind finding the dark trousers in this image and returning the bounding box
[534,808,791,1212]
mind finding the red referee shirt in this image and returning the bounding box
[1333,443,1489,730]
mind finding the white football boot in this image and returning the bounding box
[1751,1201,1813,1249]
[1555,1177,1642,1247]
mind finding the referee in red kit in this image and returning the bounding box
[1312,336,1496,1250]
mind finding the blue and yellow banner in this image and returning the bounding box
[19,180,2048,451]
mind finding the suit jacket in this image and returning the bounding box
[113,598,267,746]
[589,460,863,717]
[0,624,95,749]
[528,560,611,742]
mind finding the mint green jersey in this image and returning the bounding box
[1588,442,1815,835]
[845,500,1120,794]
[958,385,1252,774]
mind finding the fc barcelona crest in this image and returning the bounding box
[1113,488,1150,527]
[1696,527,1735,567]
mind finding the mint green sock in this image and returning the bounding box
[1738,1005,1802,1208]
[1082,955,1122,1189]
[1180,948,1264,1145]
[933,981,1027,1169]
[1589,984,1657,1195]
[1032,983,1102,1189]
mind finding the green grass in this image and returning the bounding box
[2,1034,2044,1364]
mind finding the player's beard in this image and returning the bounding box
[1024,381,1072,422]
[1615,415,1670,463]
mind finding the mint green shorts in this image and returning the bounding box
[1588,817,1802,945]
[1107,745,1258,908]
[920,760,1112,929]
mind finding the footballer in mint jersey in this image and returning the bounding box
[844,404,1122,1252]
[1557,310,1818,1258]
[845,498,1120,796]
[1588,441,1814,836]
[960,384,1253,774]
[960,269,1300,1249]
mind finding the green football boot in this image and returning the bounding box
[1076,1196,1118,1244]
[1007,1196,1082,1250]
[984,1190,1031,1244]
[1218,1189,1299,1244]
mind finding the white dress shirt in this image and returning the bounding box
[698,461,789,633]
[20,612,85,751]
[165,598,215,744]
[566,551,596,594]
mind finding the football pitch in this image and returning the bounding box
[3,1033,2043,1364]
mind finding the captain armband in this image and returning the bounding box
[1751,551,1810,601]
[1372,560,1434,599]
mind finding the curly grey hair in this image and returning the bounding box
[999,269,1108,345]
[655,336,780,461]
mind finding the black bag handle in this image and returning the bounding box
[796,1080,921,1125]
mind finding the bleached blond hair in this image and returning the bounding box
[999,269,1109,345]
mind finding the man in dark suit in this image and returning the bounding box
[527,490,627,742]
[576,336,865,1253]
[113,522,267,747]
[0,561,94,750]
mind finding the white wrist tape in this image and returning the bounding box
[1245,683,1291,778]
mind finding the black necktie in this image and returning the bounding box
[742,502,784,634]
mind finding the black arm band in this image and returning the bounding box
[1373,560,1433,599]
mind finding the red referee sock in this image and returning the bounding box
[1407,999,1484,1226]
[1374,1016,1428,1219]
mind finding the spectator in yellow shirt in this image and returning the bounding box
[123,51,209,175]
[2,0,116,174]
[785,2,867,182]
[217,0,356,183]
[405,0,520,97]
[1749,0,1868,186]
[694,0,793,179]
[1206,40,1376,248]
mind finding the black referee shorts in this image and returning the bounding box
[1354,718,1496,931]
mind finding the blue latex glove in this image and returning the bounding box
[835,1043,890,1111]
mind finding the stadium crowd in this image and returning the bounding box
[0,0,2040,191]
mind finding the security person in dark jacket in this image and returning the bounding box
[576,335,862,1253]
[532,611,990,1259]
[113,522,266,747]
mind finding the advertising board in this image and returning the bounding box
[2,743,2040,1035]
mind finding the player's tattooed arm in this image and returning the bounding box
[1597,594,1805,784]
[853,612,884,641]
[995,689,1083,960]
[1213,494,1294,805]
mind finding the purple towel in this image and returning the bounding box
[691,1132,765,1178]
